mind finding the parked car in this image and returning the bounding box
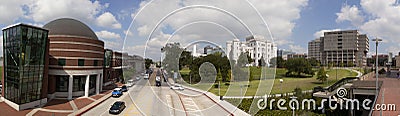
[143,74,149,80]
[120,85,128,92]
[112,88,123,97]
[170,84,184,90]
[109,101,126,114]
[126,80,134,87]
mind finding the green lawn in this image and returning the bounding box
[180,68,358,96]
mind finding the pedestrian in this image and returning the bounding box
[397,72,400,80]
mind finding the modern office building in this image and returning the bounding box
[1,18,144,111]
[308,38,322,60]
[226,35,277,66]
[2,24,49,110]
[308,30,369,66]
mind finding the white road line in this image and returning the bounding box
[166,95,174,116]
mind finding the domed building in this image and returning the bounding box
[43,18,104,100]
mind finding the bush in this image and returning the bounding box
[378,68,386,74]
[214,84,219,88]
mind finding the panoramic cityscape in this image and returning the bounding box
[0,0,399,116]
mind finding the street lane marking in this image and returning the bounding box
[166,95,174,116]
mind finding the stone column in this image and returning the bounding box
[84,75,90,97]
[100,73,103,92]
[96,73,100,94]
[68,75,73,100]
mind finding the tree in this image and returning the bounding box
[179,50,192,70]
[285,58,314,77]
[144,58,153,69]
[270,56,285,68]
[307,58,320,67]
[246,52,254,64]
[316,67,328,83]
[339,61,345,67]
[237,52,249,67]
[162,43,183,76]
[258,56,266,67]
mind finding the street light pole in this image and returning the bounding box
[372,38,382,109]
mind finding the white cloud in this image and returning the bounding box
[95,30,121,39]
[360,0,400,39]
[288,44,306,54]
[336,4,364,26]
[27,0,106,23]
[128,0,309,59]
[313,29,341,38]
[96,12,122,29]
[0,0,29,25]
[137,25,149,36]
[104,40,122,51]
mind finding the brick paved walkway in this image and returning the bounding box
[0,83,116,116]
[372,77,400,116]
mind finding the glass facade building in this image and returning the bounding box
[2,24,48,105]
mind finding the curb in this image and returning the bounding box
[74,91,112,116]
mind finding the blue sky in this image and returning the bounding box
[1,0,399,60]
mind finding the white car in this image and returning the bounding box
[143,74,149,80]
[170,84,184,90]
[126,80,134,87]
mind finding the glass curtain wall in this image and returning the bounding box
[2,24,48,104]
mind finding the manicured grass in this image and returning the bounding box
[181,67,358,96]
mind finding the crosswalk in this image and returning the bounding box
[181,97,203,116]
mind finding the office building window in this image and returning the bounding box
[58,58,66,66]
[78,59,84,66]
[56,76,69,92]
[93,60,98,66]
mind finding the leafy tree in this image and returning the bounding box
[307,58,320,67]
[179,50,192,69]
[237,52,249,67]
[245,52,254,64]
[258,56,266,67]
[162,43,183,76]
[285,58,314,77]
[339,61,345,67]
[144,58,153,69]
[347,62,354,67]
[270,56,285,68]
[316,67,328,83]
[293,87,303,99]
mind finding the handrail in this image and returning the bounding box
[326,77,358,92]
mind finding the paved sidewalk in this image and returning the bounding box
[371,77,400,116]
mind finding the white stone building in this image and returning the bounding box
[226,35,277,66]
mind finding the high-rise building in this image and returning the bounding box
[2,24,49,110]
[226,35,277,66]
[308,38,322,61]
[308,30,369,66]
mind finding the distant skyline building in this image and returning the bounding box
[226,35,277,66]
[308,30,369,66]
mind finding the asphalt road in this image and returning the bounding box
[84,69,231,116]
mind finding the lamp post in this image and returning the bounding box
[280,79,283,95]
[372,38,382,116]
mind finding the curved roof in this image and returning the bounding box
[43,18,98,40]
